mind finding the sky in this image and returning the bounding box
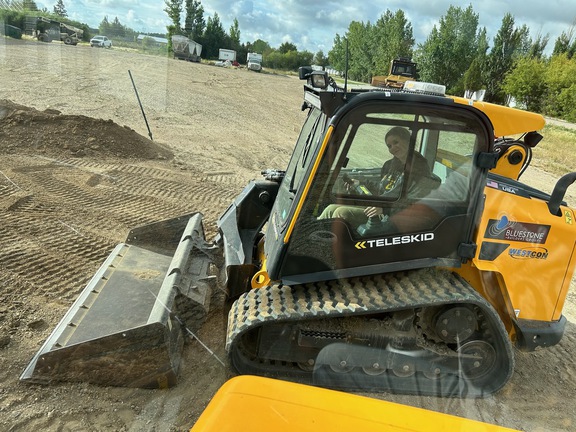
[35,0,576,54]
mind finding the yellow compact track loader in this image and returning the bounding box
[21,69,576,397]
[371,57,418,89]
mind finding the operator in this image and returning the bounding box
[318,126,432,229]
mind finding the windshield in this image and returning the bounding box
[391,61,416,76]
[1,3,575,432]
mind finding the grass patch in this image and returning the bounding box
[531,124,576,176]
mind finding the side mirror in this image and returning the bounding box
[548,172,576,216]
[524,131,543,148]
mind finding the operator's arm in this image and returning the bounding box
[387,171,468,232]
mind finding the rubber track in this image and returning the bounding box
[226,267,514,396]
[228,268,492,346]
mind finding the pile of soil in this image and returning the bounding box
[0,99,173,160]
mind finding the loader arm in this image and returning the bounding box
[217,177,280,298]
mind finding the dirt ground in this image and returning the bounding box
[1,38,576,431]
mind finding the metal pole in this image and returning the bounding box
[128,70,153,141]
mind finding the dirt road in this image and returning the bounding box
[1,39,575,431]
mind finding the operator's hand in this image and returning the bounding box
[344,177,359,192]
[364,206,383,218]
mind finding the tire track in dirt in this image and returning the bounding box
[9,164,186,230]
[0,155,241,305]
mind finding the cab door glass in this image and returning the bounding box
[313,109,482,236]
[274,108,323,225]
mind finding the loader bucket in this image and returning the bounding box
[20,213,219,388]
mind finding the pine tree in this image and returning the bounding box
[22,0,39,10]
[164,0,183,33]
[229,18,240,50]
[53,0,67,17]
[184,0,205,42]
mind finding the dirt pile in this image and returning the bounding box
[0,99,173,160]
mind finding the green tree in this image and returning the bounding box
[463,57,483,95]
[109,17,126,37]
[22,0,38,10]
[203,12,228,59]
[502,56,547,111]
[53,0,67,17]
[141,36,156,50]
[251,39,271,55]
[265,49,313,71]
[99,16,111,35]
[552,26,576,59]
[313,50,328,67]
[184,0,204,42]
[298,50,314,68]
[555,83,576,122]
[543,54,576,119]
[165,0,183,53]
[229,18,240,50]
[414,5,482,93]
[329,25,379,80]
[164,0,183,33]
[278,41,297,54]
[527,33,550,59]
[328,34,347,74]
[372,10,414,77]
[484,13,530,104]
[346,20,374,82]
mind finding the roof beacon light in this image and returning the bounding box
[403,80,446,96]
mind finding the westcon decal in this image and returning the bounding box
[508,247,549,260]
[484,216,550,244]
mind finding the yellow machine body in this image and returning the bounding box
[467,185,576,323]
[191,376,519,432]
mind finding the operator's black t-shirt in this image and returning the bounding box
[378,153,431,195]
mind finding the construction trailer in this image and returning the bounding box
[218,48,236,62]
[172,35,202,62]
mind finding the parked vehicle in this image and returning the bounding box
[247,52,263,72]
[90,35,112,48]
[25,16,83,45]
[218,48,236,62]
[371,57,418,88]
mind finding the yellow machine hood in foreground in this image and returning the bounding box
[191,376,519,432]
